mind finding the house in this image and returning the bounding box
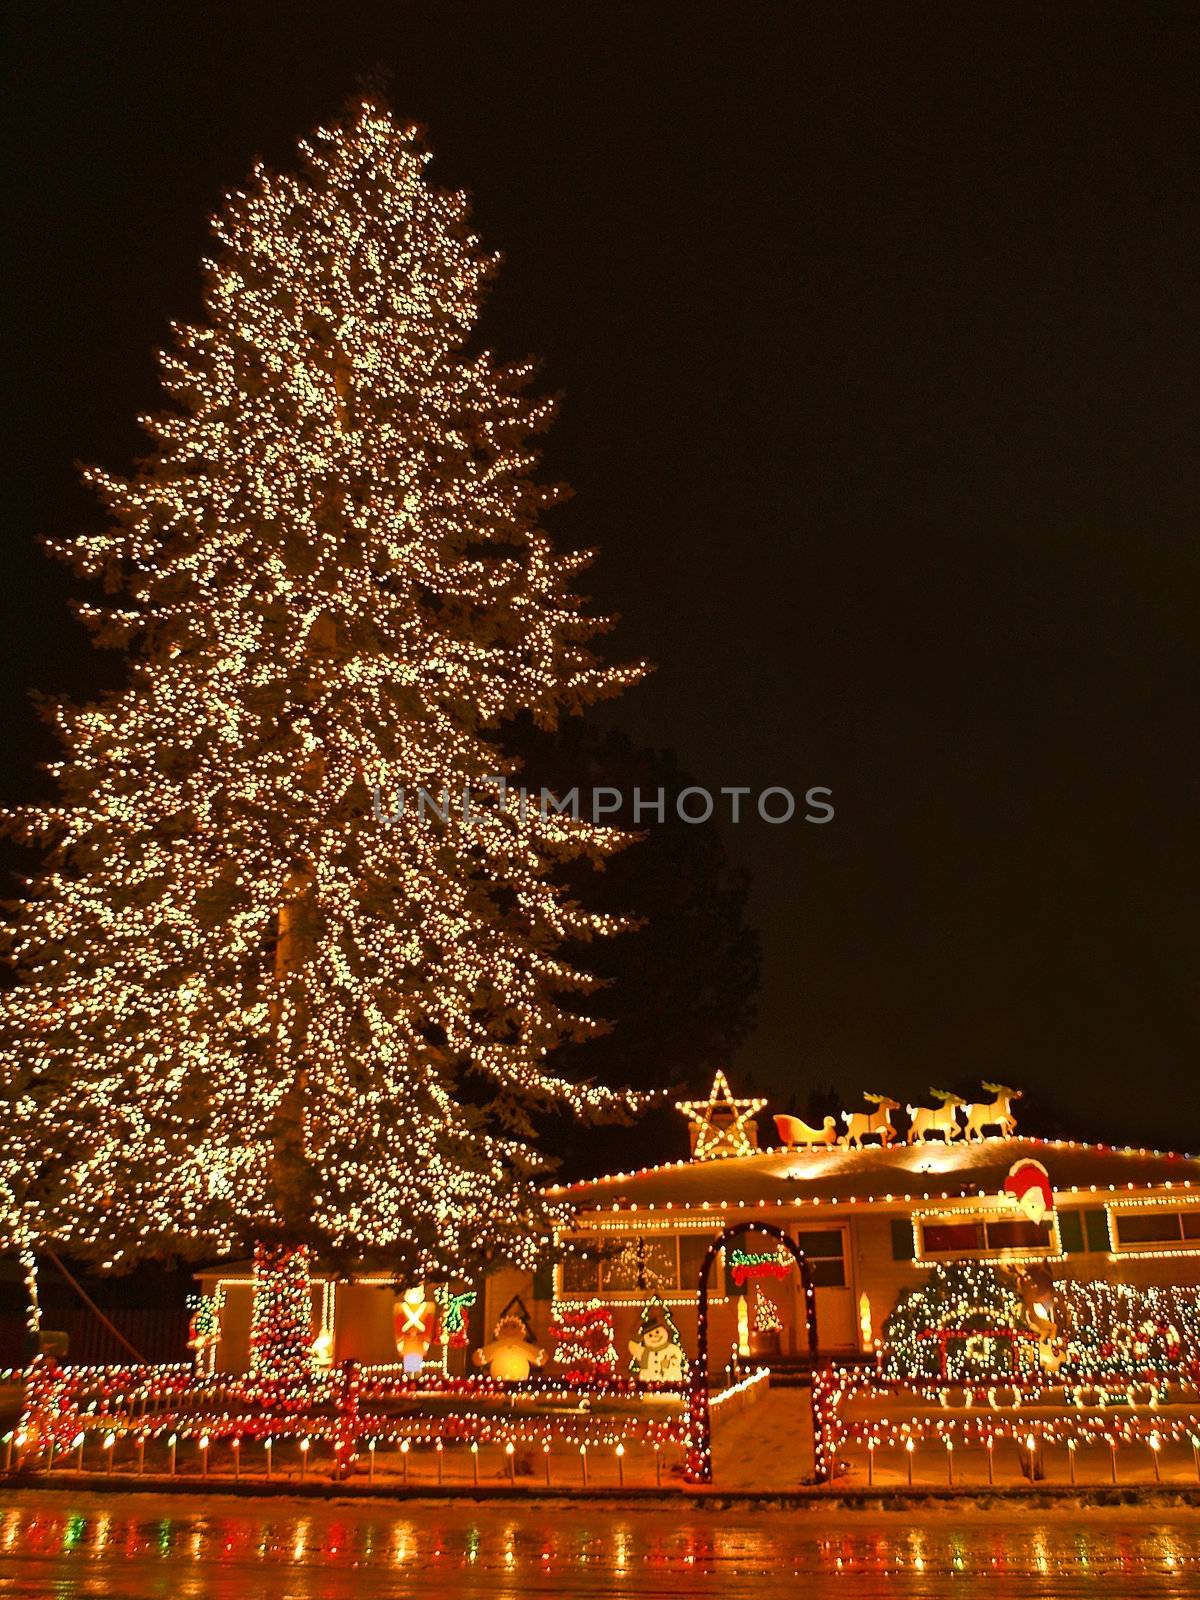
[197,1074,1200,1376]
[534,1075,1200,1372]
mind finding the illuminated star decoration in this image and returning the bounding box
[676,1070,766,1161]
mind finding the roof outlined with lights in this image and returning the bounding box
[548,1137,1200,1213]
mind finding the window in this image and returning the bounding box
[560,1251,602,1295]
[1113,1210,1200,1249]
[794,1229,846,1288]
[988,1218,1051,1252]
[918,1215,1054,1259]
[921,1220,986,1257]
[600,1234,677,1292]
[557,1232,726,1297]
[679,1232,718,1295]
[985,1219,1053,1251]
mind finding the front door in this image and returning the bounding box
[793,1226,856,1351]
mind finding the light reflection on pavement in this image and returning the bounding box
[0,1492,1197,1598]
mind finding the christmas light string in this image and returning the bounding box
[0,100,648,1299]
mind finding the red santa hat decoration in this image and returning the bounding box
[1002,1157,1053,1224]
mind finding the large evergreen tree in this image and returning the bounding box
[0,103,644,1279]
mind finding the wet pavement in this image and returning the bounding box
[0,1491,1197,1597]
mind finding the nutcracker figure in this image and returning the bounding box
[393,1284,438,1374]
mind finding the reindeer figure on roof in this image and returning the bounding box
[963,1082,1022,1141]
[906,1088,966,1144]
[840,1092,901,1150]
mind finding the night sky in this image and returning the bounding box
[4,4,1199,1152]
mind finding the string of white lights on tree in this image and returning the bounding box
[0,102,647,1294]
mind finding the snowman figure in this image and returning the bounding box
[628,1303,688,1383]
[473,1311,547,1381]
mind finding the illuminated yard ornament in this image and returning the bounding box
[684,1222,823,1485]
[186,1293,222,1355]
[248,1244,316,1393]
[1003,1158,1053,1224]
[1015,1263,1065,1373]
[840,1093,900,1149]
[551,1301,617,1383]
[186,1291,223,1375]
[393,1286,438,1375]
[965,1083,1023,1141]
[858,1291,873,1350]
[774,1112,837,1149]
[906,1089,966,1144]
[628,1297,688,1383]
[754,1290,783,1336]
[473,1303,546,1381]
[881,1262,1031,1382]
[728,1245,792,1286]
[435,1287,477,1350]
[677,1071,765,1160]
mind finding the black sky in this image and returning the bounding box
[3,2,1199,1151]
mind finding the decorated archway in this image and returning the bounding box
[685,1221,827,1483]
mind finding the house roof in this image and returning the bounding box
[548,1136,1200,1215]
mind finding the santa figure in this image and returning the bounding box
[473,1311,547,1381]
[1003,1158,1054,1224]
[628,1303,688,1383]
[393,1284,438,1374]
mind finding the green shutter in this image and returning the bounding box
[532,1261,555,1301]
[890,1219,915,1261]
[1084,1208,1112,1252]
[1058,1210,1085,1254]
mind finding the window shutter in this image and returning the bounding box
[1057,1210,1085,1254]
[890,1219,915,1261]
[1084,1209,1112,1252]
